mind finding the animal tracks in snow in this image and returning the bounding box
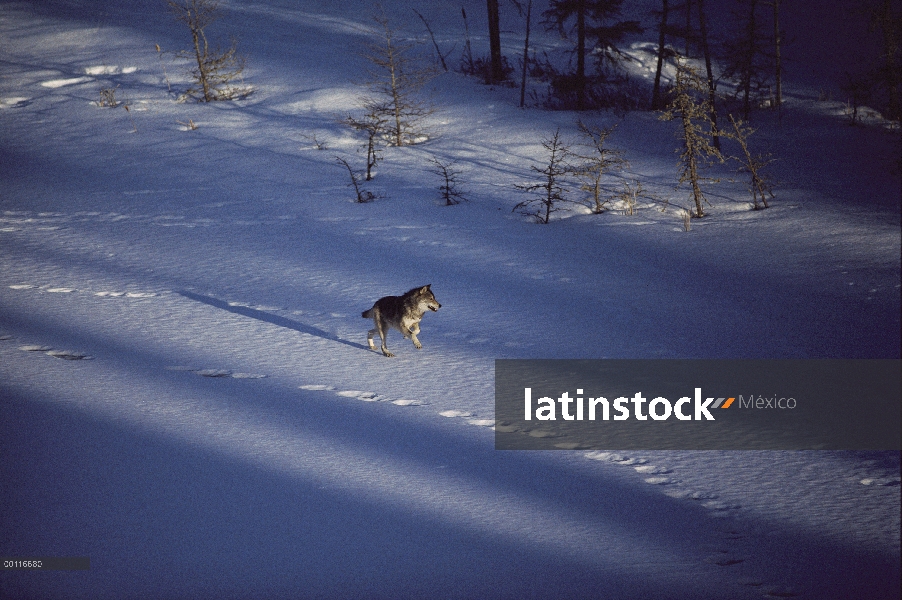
[8,283,160,299]
[391,399,426,407]
[305,385,429,408]
[17,343,92,360]
[46,350,93,360]
[300,384,494,427]
[633,465,672,474]
[859,476,901,486]
[349,222,574,285]
[0,208,297,233]
[583,451,750,514]
[336,390,388,402]
[165,366,267,380]
[95,291,158,298]
[579,449,828,596]
[7,286,271,377]
[439,409,472,418]
[439,410,496,428]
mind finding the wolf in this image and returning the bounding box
[362,284,441,357]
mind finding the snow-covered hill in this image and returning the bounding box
[1,1,899,598]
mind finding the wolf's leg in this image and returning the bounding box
[408,322,422,349]
[376,322,394,357]
[367,328,377,351]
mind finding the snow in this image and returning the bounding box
[1,0,899,599]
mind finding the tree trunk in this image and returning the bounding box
[697,0,719,150]
[879,0,900,120]
[487,0,503,83]
[773,0,782,108]
[386,39,403,146]
[741,0,757,120]
[544,171,553,223]
[191,25,211,101]
[684,0,692,57]
[651,0,669,110]
[520,0,532,108]
[576,0,586,110]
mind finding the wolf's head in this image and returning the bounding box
[413,284,441,312]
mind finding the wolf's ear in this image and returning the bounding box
[422,284,431,291]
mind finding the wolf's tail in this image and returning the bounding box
[362,308,373,319]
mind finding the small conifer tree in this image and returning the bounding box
[167,0,250,102]
[345,107,386,181]
[335,156,377,203]
[659,60,723,218]
[727,114,774,210]
[568,120,628,213]
[428,158,468,205]
[361,10,434,146]
[514,128,570,223]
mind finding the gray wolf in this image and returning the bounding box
[362,285,441,357]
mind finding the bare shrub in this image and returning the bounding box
[97,86,119,107]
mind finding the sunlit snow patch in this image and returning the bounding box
[85,66,117,75]
[41,77,92,88]
[84,65,137,75]
[0,97,29,108]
